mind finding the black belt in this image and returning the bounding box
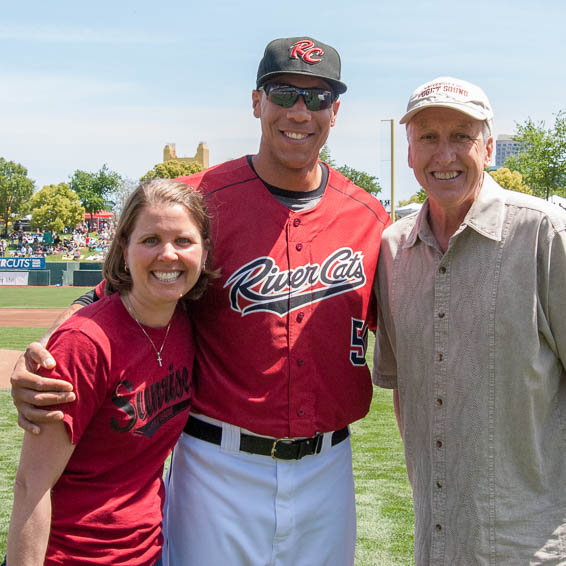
[184,417,349,461]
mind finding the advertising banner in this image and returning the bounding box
[0,271,29,285]
[0,257,46,270]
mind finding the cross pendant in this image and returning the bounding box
[157,353,163,367]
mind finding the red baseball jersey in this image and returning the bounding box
[177,156,391,438]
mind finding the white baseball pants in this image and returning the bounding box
[162,419,356,566]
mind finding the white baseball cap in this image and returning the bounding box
[400,76,493,135]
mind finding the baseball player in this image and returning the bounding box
[11,36,391,566]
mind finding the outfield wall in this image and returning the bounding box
[0,258,102,286]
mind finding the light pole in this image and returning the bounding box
[380,119,395,222]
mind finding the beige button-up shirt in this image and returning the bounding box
[373,174,566,565]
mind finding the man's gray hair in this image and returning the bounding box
[481,121,491,143]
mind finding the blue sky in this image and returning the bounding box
[1,0,564,203]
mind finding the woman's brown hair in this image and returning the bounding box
[103,178,217,303]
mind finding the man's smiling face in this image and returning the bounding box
[252,73,340,180]
[407,107,493,213]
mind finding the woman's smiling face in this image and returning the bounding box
[124,203,207,315]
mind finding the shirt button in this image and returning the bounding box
[293,218,301,227]
[296,243,303,251]
[439,266,446,274]
[435,398,443,407]
[297,359,305,367]
[436,440,443,448]
[438,353,443,362]
[297,312,305,322]
[435,524,442,532]
[438,312,445,318]
[297,408,305,416]
[436,481,443,489]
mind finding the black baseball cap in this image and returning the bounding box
[256,36,347,95]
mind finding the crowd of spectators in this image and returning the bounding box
[0,220,116,260]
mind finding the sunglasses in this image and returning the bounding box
[260,84,336,111]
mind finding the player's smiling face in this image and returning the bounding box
[252,73,340,179]
[407,107,493,214]
[123,203,207,321]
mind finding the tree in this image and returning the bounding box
[489,168,531,194]
[335,165,381,195]
[320,146,381,196]
[0,158,35,231]
[70,165,122,223]
[505,110,566,199]
[28,183,85,233]
[140,160,203,182]
[319,145,336,167]
[398,188,427,206]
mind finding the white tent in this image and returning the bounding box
[395,202,423,218]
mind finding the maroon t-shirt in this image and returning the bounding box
[42,293,193,565]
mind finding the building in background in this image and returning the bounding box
[163,141,209,169]
[495,135,523,168]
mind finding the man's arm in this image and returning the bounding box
[10,304,82,434]
[10,285,101,434]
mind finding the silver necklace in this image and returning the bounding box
[123,296,172,367]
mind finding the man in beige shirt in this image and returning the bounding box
[373,77,566,564]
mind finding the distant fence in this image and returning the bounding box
[0,258,102,286]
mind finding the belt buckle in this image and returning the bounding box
[271,437,293,459]
[270,434,324,460]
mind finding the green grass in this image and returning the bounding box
[352,334,414,565]
[45,251,104,262]
[0,328,47,350]
[352,391,414,565]
[0,328,415,563]
[0,287,88,308]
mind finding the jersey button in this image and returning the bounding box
[293,218,301,227]
[297,312,305,322]
[297,359,305,367]
[297,408,305,416]
[296,243,303,251]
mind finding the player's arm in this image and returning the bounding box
[10,288,98,434]
[6,421,75,565]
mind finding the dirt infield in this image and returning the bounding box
[0,308,65,327]
[0,308,65,389]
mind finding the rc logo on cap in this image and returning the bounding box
[290,40,324,65]
[256,36,348,95]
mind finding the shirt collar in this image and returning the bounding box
[405,173,506,249]
[462,173,506,241]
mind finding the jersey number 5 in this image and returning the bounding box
[350,318,368,366]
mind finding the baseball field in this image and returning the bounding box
[0,287,415,565]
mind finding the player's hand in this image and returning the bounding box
[10,343,76,435]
